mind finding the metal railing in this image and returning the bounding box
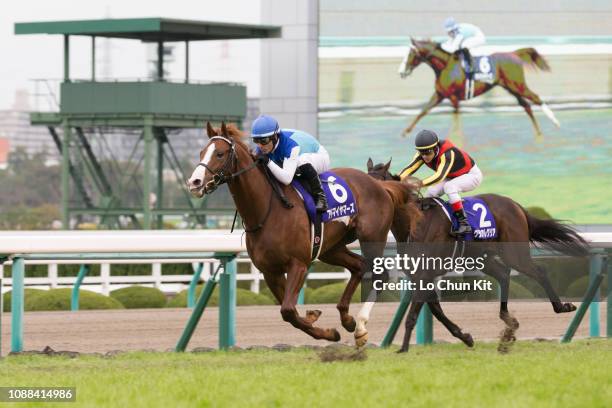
[0,257,349,297]
[28,77,245,113]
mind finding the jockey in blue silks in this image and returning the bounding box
[251,115,330,212]
[441,17,486,79]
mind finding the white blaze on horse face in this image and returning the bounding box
[398,52,409,77]
[189,144,216,187]
[399,45,417,78]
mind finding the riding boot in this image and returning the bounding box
[297,164,328,212]
[461,48,473,80]
[452,208,472,236]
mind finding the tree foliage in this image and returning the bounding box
[0,148,61,229]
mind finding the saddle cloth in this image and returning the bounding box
[291,171,358,224]
[432,197,498,241]
[462,55,496,84]
[291,171,358,261]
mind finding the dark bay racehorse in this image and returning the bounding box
[186,123,415,344]
[399,38,560,138]
[367,159,589,352]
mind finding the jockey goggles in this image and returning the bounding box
[419,148,435,156]
[252,135,274,145]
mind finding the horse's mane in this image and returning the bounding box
[369,160,424,236]
[413,38,448,55]
[224,123,243,138]
[211,123,251,153]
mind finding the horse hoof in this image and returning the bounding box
[342,316,357,333]
[565,303,577,312]
[397,347,409,354]
[555,303,576,313]
[329,329,341,342]
[501,314,520,330]
[306,309,322,323]
[355,331,368,348]
[462,333,474,348]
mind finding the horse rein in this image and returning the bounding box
[197,135,272,233]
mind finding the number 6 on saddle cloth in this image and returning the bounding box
[290,171,358,261]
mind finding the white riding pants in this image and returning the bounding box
[426,165,483,204]
[461,35,486,50]
[298,145,330,174]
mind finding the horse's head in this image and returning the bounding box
[366,157,423,192]
[398,38,447,78]
[187,122,248,197]
[366,157,397,181]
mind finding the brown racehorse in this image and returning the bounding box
[367,159,589,353]
[186,122,415,344]
[399,38,560,138]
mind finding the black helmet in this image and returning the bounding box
[414,129,439,150]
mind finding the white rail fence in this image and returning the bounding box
[0,257,350,295]
[1,229,610,296]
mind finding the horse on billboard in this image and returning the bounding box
[398,38,560,138]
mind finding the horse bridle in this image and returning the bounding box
[196,136,258,194]
[411,43,433,60]
[196,135,271,233]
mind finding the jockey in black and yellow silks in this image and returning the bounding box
[400,129,483,235]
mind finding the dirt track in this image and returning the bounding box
[1,302,607,354]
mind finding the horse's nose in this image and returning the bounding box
[189,178,201,187]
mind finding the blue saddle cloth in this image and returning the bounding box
[467,55,496,83]
[291,171,358,224]
[433,197,498,240]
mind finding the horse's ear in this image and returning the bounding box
[384,158,392,172]
[221,121,228,137]
[410,37,416,45]
[206,122,216,138]
[367,157,373,171]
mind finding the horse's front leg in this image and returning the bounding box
[402,93,443,137]
[280,258,341,342]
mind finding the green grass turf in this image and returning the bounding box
[0,340,610,407]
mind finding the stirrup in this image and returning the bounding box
[315,194,328,212]
[451,224,472,236]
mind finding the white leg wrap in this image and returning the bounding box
[541,103,560,128]
[355,301,375,334]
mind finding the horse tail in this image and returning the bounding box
[514,48,550,71]
[523,209,589,257]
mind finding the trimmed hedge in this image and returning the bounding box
[566,275,608,299]
[307,283,360,304]
[303,287,315,303]
[110,286,167,309]
[443,278,535,301]
[166,285,275,308]
[2,288,47,312]
[259,287,278,304]
[306,282,403,304]
[27,288,124,311]
[260,286,315,305]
